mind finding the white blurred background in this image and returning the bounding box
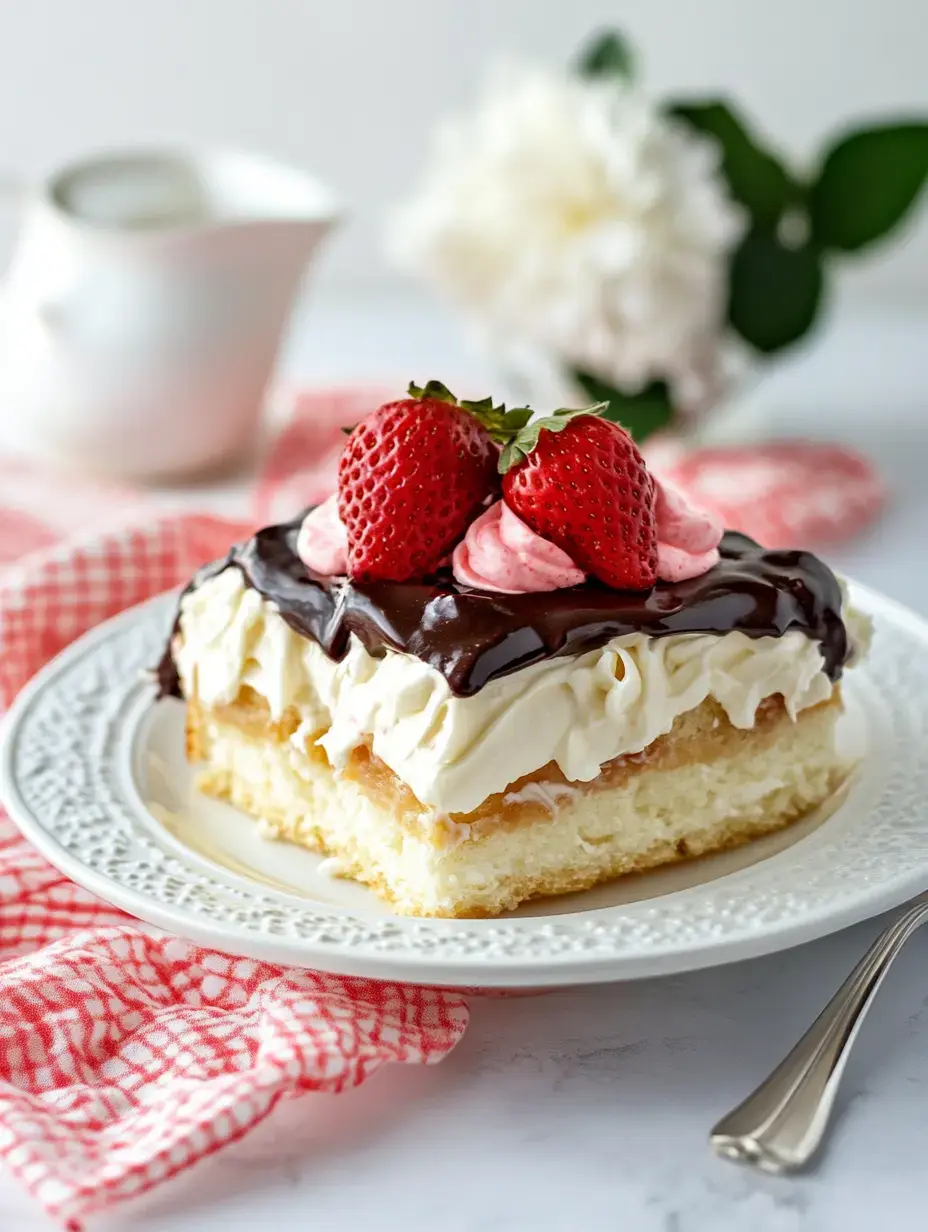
[0,0,925,303]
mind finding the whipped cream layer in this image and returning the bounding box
[174,568,866,816]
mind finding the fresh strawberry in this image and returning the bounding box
[337,381,499,582]
[500,408,658,590]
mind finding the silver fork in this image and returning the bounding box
[710,894,928,1174]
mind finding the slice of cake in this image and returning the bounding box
[158,383,869,918]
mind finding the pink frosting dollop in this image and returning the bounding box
[452,501,585,593]
[296,493,348,575]
[654,477,723,582]
[297,480,720,589]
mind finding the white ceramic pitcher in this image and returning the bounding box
[0,148,340,480]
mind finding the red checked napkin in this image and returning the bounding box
[0,392,467,1231]
[652,441,885,548]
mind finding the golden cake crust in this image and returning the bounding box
[184,685,845,917]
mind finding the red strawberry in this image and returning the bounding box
[501,410,658,590]
[338,383,498,582]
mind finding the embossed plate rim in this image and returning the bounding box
[1,584,927,987]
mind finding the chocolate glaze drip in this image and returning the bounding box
[157,513,850,700]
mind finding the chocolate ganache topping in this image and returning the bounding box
[158,514,850,700]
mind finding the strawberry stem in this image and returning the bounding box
[407,379,458,405]
[407,380,607,473]
[496,405,609,472]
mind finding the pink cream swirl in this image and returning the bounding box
[298,479,721,590]
[452,501,585,593]
[297,494,348,575]
[654,477,723,583]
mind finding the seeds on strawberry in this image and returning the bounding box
[337,393,499,583]
[501,415,658,591]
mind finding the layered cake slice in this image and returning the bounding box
[159,383,869,918]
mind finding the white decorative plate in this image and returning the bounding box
[1,585,927,987]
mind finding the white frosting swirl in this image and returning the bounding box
[174,570,861,816]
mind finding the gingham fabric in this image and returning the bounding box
[0,390,468,1230]
[658,441,885,548]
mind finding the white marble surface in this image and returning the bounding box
[3,291,928,1231]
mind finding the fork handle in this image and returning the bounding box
[710,895,928,1174]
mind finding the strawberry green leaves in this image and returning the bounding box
[406,380,609,474]
[407,379,459,405]
[408,379,532,445]
[497,405,608,474]
[461,399,534,442]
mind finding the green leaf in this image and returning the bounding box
[728,230,823,354]
[810,122,928,252]
[571,371,675,442]
[498,441,525,473]
[495,404,608,473]
[408,379,457,404]
[500,407,533,431]
[459,395,494,416]
[668,100,799,230]
[576,30,635,82]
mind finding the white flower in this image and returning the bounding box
[388,63,742,412]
